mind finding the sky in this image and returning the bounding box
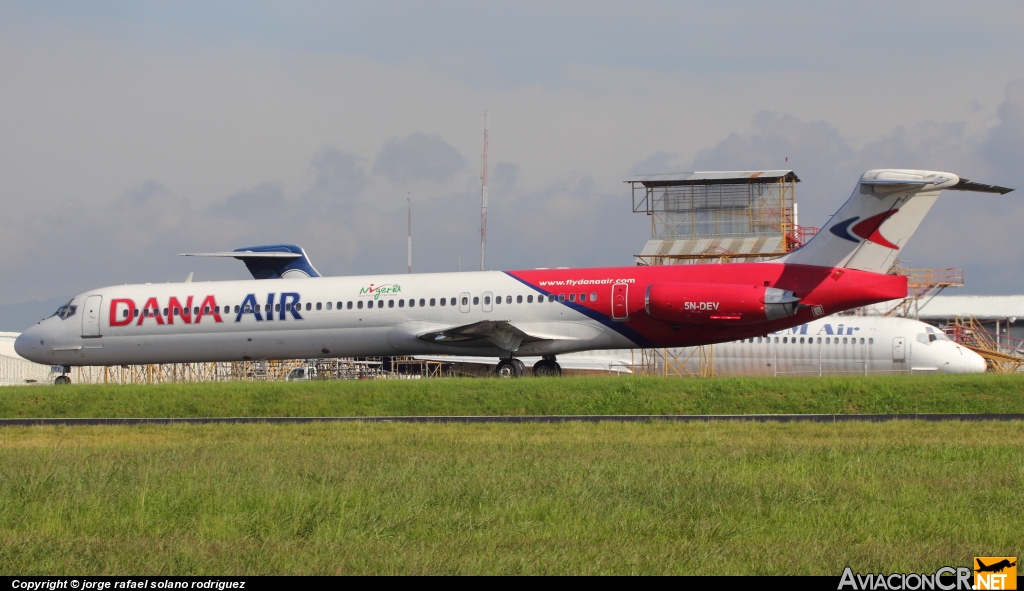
[1,1,1023,329]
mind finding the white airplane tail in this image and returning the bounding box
[779,169,1012,273]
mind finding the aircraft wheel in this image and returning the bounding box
[54,375,71,385]
[533,360,561,377]
[512,358,526,376]
[495,359,519,378]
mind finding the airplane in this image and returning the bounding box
[14,169,1013,384]
[415,316,987,376]
[976,558,1016,573]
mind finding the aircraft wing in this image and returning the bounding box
[416,320,553,350]
[413,354,634,374]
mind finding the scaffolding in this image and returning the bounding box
[629,347,716,377]
[878,265,965,319]
[945,316,1024,373]
[630,171,816,265]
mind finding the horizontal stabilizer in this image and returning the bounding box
[182,252,300,259]
[947,179,1015,194]
[180,244,320,279]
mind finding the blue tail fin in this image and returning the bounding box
[181,244,321,279]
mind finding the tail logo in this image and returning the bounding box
[829,209,900,249]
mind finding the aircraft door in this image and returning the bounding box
[892,337,906,361]
[459,292,471,313]
[82,295,102,337]
[612,283,628,320]
[482,291,493,313]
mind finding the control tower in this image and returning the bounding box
[628,170,815,265]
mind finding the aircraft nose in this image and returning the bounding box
[966,350,988,373]
[14,325,48,363]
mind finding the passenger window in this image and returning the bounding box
[431,298,437,306]
[558,294,565,302]
[450,298,456,306]
[569,293,576,302]
[123,309,129,318]
[843,338,848,344]
[548,295,556,302]
[420,299,425,307]
[783,337,788,343]
[439,298,445,306]
[326,302,332,310]
[860,338,865,344]
[378,300,384,308]
[799,337,804,343]
[494,295,501,305]
[388,300,395,308]
[192,307,199,315]
[357,301,363,309]
[483,296,490,305]
[869,338,874,345]
[236,305,243,313]
[505,296,511,304]
[337,302,343,310]
[399,299,405,308]
[774,337,779,343]
[579,293,586,302]
[173,308,179,316]
[473,296,479,305]
[285,303,291,312]
[163,308,168,316]
[133,309,139,318]
[527,295,533,303]
[817,337,821,344]
[347,301,353,309]
[305,303,312,311]
[316,302,322,311]
[462,297,469,306]
[591,292,598,301]
[206,307,212,314]
[408,299,414,308]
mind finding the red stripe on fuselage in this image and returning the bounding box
[507,264,906,347]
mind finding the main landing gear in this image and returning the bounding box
[495,358,526,378]
[532,356,562,378]
[54,366,71,385]
[495,356,562,378]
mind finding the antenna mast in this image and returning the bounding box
[407,195,412,274]
[480,111,489,271]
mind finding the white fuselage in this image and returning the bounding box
[420,317,987,376]
[676,316,985,375]
[15,272,635,366]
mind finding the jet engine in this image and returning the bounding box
[644,283,801,325]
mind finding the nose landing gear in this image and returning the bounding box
[54,366,72,385]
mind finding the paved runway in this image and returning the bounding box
[2,414,1023,426]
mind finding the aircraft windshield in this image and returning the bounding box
[52,299,77,320]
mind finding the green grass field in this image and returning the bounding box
[2,374,1024,418]
[2,420,1022,574]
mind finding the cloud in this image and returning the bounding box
[211,181,287,221]
[309,147,370,201]
[980,79,1024,186]
[490,162,519,195]
[373,133,466,184]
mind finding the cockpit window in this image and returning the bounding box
[52,299,77,320]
